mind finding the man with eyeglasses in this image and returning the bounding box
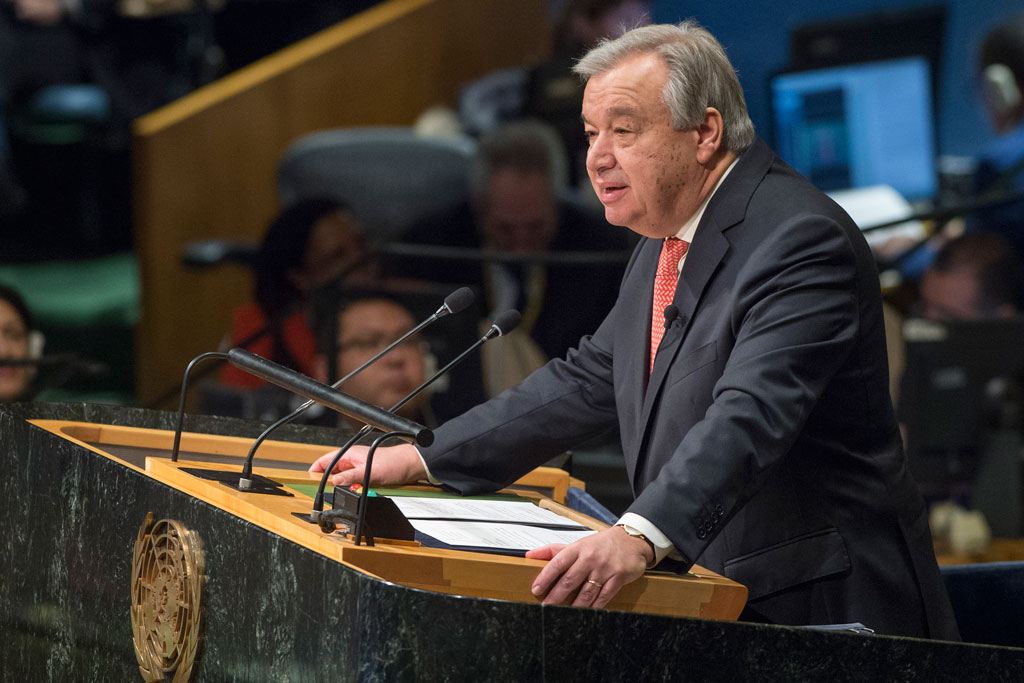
[313,297,430,428]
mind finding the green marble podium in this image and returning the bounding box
[1,402,1022,682]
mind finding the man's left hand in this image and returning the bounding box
[525,525,651,608]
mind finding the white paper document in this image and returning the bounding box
[389,497,582,526]
[410,520,596,551]
[827,184,925,248]
[387,496,596,551]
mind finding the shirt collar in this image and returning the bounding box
[673,156,739,243]
[672,157,739,273]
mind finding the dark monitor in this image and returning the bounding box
[770,57,938,201]
[898,317,1024,499]
[789,5,946,94]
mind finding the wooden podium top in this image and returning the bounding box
[30,419,747,621]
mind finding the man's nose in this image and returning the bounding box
[587,135,615,173]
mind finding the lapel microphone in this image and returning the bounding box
[664,304,681,330]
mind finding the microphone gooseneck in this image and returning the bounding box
[310,309,522,520]
[171,351,230,462]
[237,287,474,486]
[226,348,432,484]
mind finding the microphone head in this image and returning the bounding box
[663,304,680,328]
[490,309,522,337]
[441,286,475,316]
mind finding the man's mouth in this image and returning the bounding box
[600,185,628,202]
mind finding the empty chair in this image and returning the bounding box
[941,561,1024,646]
[277,127,476,244]
[457,67,527,136]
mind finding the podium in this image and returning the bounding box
[2,403,1022,682]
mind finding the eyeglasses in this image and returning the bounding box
[337,333,425,356]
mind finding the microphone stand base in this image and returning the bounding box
[179,468,294,496]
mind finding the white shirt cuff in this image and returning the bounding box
[414,447,441,485]
[617,512,678,566]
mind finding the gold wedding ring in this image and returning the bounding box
[586,579,604,588]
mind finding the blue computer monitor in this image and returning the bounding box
[770,56,937,201]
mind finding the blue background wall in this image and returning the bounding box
[651,0,1024,160]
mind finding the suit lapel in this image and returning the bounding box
[639,218,729,431]
[618,239,660,487]
[631,140,774,489]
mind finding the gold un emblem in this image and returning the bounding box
[130,513,206,682]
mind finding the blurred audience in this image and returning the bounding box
[887,232,1021,404]
[313,296,430,428]
[220,197,375,389]
[522,0,651,187]
[396,120,633,394]
[918,232,1020,320]
[968,12,1024,259]
[0,283,37,401]
[0,0,215,250]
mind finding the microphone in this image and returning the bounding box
[276,287,472,424]
[233,287,474,488]
[663,304,680,330]
[312,309,522,540]
[226,348,433,446]
[389,308,520,416]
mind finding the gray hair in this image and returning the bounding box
[573,20,755,152]
[467,120,569,207]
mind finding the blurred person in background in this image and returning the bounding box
[970,12,1024,261]
[918,232,1020,321]
[0,283,38,401]
[398,120,633,395]
[313,296,430,428]
[523,0,651,187]
[221,197,375,388]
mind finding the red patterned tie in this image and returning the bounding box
[650,237,689,375]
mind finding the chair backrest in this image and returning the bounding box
[457,67,527,136]
[941,561,1024,647]
[277,127,476,243]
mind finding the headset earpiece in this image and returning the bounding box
[983,63,1022,124]
[28,330,44,360]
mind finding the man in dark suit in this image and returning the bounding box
[397,120,634,382]
[312,21,959,639]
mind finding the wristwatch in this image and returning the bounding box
[615,523,658,569]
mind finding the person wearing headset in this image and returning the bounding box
[972,12,1024,261]
[0,283,41,401]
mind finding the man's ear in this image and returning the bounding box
[695,107,725,164]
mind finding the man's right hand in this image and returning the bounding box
[308,443,426,488]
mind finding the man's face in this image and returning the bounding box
[919,268,987,320]
[289,210,366,292]
[334,300,427,418]
[479,169,558,253]
[0,299,29,401]
[582,52,709,238]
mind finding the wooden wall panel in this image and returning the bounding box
[132,0,550,407]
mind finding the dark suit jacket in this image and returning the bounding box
[421,139,959,639]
